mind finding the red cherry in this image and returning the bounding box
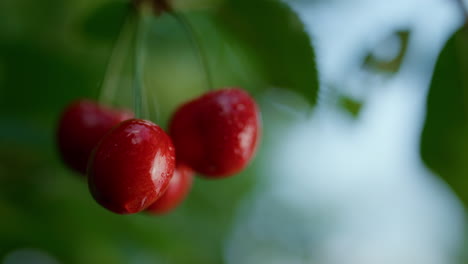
[146,164,194,214]
[170,88,261,177]
[88,119,176,214]
[57,99,133,174]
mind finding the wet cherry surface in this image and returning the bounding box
[57,99,133,174]
[170,88,261,177]
[146,164,194,214]
[88,119,175,214]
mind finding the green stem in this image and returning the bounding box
[140,14,153,121]
[99,12,134,104]
[133,13,145,118]
[172,12,214,91]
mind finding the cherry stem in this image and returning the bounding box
[99,11,134,105]
[455,0,468,27]
[133,12,147,119]
[139,14,154,121]
[172,12,214,91]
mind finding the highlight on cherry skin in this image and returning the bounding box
[87,118,176,214]
[169,88,261,178]
[146,164,194,214]
[57,99,133,174]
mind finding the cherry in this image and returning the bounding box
[146,164,194,214]
[169,88,261,177]
[57,99,133,174]
[88,119,176,214]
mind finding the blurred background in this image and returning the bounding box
[1,0,468,263]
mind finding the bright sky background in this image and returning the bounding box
[226,0,467,263]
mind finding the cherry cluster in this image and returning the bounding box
[57,88,260,215]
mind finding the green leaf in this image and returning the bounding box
[362,30,410,74]
[420,28,468,206]
[214,0,319,107]
[338,95,363,118]
[82,1,131,41]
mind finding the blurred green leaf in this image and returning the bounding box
[0,41,97,117]
[214,0,319,106]
[82,1,131,41]
[338,95,363,118]
[363,30,410,74]
[420,28,468,206]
